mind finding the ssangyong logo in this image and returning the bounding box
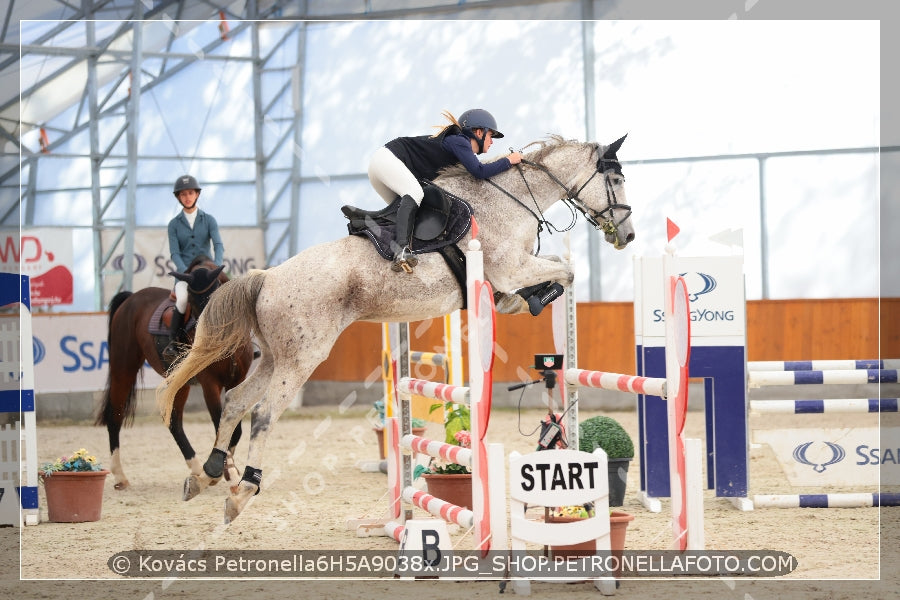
[680,272,717,302]
[793,441,845,473]
[111,253,148,273]
[32,336,45,364]
[651,271,734,322]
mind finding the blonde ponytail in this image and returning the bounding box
[430,110,461,138]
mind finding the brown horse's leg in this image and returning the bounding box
[166,385,198,476]
[104,371,135,490]
[103,343,145,491]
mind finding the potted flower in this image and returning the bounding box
[39,448,109,522]
[371,399,427,459]
[578,415,635,507]
[413,401,472,508]
[547,503,635,576]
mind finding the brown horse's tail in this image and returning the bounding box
[157,270,266,426]
[96,291,137,427]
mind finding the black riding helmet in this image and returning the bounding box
[173,174,202,198]
[459,108,504,154]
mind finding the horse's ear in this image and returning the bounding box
[211,265,225,279]
[602,134,627,159]
[170,271,190,282]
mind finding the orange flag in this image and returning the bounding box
[666,218,680,242]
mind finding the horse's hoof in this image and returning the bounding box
[183,475,205,501]
[224,497,242,523]
[495,293,528,315]
[114,480,130,491]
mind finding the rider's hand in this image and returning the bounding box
[508,151,523,165]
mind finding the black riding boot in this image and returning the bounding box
[162,308,185,361]
[516,281,565,316]
[391,195,419,273]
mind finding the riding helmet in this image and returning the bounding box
[173,174,202,197]
[459,108,504,138]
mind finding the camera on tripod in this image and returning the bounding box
[506,354,564,391]
[507,353,569,450]
[533,353,563,371]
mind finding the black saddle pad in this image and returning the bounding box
[342,186,473,261]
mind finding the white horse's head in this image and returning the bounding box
[582,135,634,250]
[521,135,635,251]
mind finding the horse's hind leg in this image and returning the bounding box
[198,377,242,485]
[223,365,308,524]
[183,355,273,501]
[103,364,143,490]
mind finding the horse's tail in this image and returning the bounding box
[96,290,137,427]
[156,270,266,426]
[107,291,132,345]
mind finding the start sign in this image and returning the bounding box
[520,460,602,493]
[510,448,609,508]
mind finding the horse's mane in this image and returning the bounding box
[434,135,587,181]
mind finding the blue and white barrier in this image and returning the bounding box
[748,369,898,387]
[633,249,898,511]
[753,493,900,509]
[750,398,898,415]
[749,359,900,371]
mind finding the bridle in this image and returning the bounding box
[485,144,632,254]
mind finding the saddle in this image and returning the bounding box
[342,185,473,302]
[342,185,473,259]
[148,298,197,337]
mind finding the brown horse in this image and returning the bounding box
[96,257,255,490]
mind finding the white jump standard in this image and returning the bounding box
[357,239,506,556]
[564,254,704,551]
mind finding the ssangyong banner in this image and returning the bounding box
[7,313,163,394]
[0,228,75,306]
[100,227,264,305]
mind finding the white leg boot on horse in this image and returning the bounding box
[158,136,636,523]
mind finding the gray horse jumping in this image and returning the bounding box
[157,135,634,522]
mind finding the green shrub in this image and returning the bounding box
[578,415,634,459]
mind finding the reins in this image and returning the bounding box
[485,146,633,255]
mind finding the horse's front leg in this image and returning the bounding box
[489,254,574,315]
[163,385,204,479]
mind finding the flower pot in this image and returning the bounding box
[373,426,426,459]
[546,515,596,558]
[607,458,631,507]
[548,511,635,577]
[609,510,635,568]
[40,470,109,523]
[422,473,472,509]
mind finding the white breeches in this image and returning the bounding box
[174,280,188,313]
[368,146,424,206]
